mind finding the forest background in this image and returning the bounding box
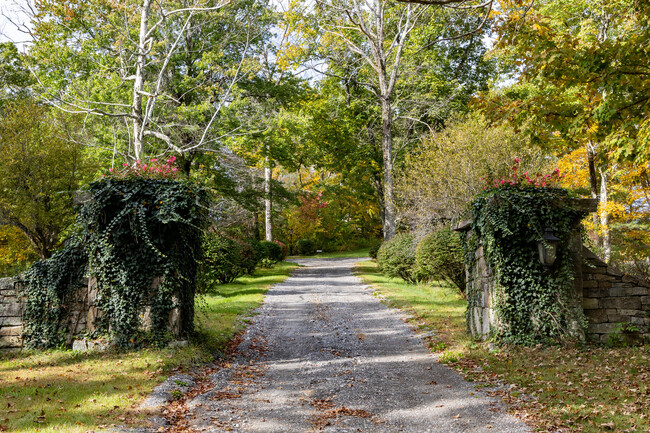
[0,0,649,281]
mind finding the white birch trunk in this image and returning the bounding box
[265,161,273,242]
[599,168,611,263]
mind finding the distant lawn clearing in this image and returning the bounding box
[289,247,371,259]
[0,261,297,433]
[355,259,650,433]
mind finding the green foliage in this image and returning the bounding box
[22,177,207,349]
[465,186,587,345]
[397,115,550,229]
[199,234,247,287]
[256,240,285,263]
[0,99,95,258]
[607,322,643,347]
[415,227,466,295]
[22,243,88,349]
[488,0,650,165]
[376,233,418,284]
[368,241,381,259]
[237,239,259,275]
[295,238,316,255]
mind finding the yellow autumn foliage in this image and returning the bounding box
[0,226,38,276]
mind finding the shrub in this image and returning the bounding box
[238,239,259,274]
[199,233,245,287]
[296,238,317,255]
[415,227,466,294]
[368,240,381,259]
[376,233,418,283]
[257,240,284,263]
[274,240,288,259]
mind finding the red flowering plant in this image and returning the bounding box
[481,157,564,190]
[106,156,180,179]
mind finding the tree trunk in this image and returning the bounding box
[599,168,611,263]
[252,211,260,241]
[586,142,600,243]
[264,160,273,242]
[132,0,152,162]
[381,97,397,240]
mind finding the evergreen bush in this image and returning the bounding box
[238,239,259,274]
[257,240,284,263]
[415,227,466,295]
[296,238,317,255]
[199,234,246,287]
[368,240,381,259]
[376,233,418,283]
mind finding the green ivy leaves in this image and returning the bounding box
[466,186,587,345]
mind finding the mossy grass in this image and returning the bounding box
[289,247,371,259]
[355,259,650,433]
[0,261,297,433]
[355,260,469,352]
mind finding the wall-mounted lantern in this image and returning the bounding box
[538,227,560,266]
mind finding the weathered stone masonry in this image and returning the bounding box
[458,228,650,344]
[0,277,24,349]
[581,248,650,344]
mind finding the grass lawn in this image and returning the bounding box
[356,259,650,433]
[288,247,371,259]
[0,261,297,433]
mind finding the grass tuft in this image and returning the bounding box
[0,261,297,433]
[355,259,650,433]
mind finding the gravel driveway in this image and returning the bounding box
[184,257,531,432]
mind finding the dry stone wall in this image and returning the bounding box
[0,277,24,349]
[0,276,184,350]
[581,248,650,344]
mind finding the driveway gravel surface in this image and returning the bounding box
[183,257,531,432]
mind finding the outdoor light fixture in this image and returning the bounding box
[538,227,560,266]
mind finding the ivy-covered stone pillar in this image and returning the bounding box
[455,186,597,345]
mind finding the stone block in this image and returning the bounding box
[622,275,640,284]
[626,287,648,296]
[607,314,626,323]
[582,280,598,289]
[619,309,644,317]
[630,317,646,326]
[0,289,17,297]
[0,302,23,317]
[606,266,623,277]
[600,298,620,309]
[582,298,599,310]
[587,322,618,334]
[582,288,609,298]
[594,273,615,281]
[0,335,22,348]
[607,286,623,296]
[585,309,608,324]
[0,325,22,337]
[0,316,22,326]
[620,298,642,310]
[72,339,107,352]
[587,266,607,274]
[612,282,633,289]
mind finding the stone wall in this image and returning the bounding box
[0,276,184,350]
[459,230,650,344]
[465,244,498,339]
[581,248,650,344]
[0,277,24,349]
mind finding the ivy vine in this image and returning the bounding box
[464,186,588,345]
[22,177,207,349]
